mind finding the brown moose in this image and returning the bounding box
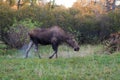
[105,32,120,53]
[25,26,79,59]
[109,32,120,51]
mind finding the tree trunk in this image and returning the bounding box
[106,0,116,11]
[17,0,21,9]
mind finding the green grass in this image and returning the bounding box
[0,44,120,80]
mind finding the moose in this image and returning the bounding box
[105,32,120,53]
[109,32,120,51]
[25,26,79,59]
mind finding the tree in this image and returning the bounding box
[17,0,21,9]
[0,0,16,6]
[73,0,117,14]
[105,0,116,11]
[72,0,104,15]
[48,0,56,9]
[30,0,37,6]
[8,0,16,6]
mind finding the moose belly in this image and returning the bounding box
[38,39,51,45]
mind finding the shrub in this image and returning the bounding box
[5,19,41,48]
[0,3,16,43]
[0,4,120,48]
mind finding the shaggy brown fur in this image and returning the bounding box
[106,32,120,53]
[25,26,79,58]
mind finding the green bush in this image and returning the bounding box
[5,19,41,48]
[0,4,120,48]
[108,10,120,32]
[0,3,16,43]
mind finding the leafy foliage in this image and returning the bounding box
[6,19,41,48]
[0,4,120,48]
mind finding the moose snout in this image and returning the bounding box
[74,47,79,51]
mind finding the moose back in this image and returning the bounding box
[25,26,79,59]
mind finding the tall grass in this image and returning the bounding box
[0,44,120,80]
[0,44,104,58]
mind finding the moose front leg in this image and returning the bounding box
[49,44,58,59]
[25,41,33,58]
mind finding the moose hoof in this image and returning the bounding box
[25,56,28,59]
[49,56,53,59]
[39,56,41,59]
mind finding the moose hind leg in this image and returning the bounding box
[49,44,58,59]
[34,44,41,59]
[25,41,33,58]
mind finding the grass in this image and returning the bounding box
[0,44,120,80]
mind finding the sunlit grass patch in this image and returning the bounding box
[0,53,120,80]
[0,44,106,59]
